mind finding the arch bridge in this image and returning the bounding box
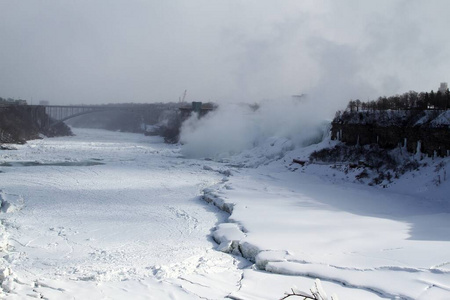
[32,104,180,128]
[36,102,214,127]
[43,105,149,124]
[21,102,216,127]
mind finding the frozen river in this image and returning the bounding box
[0,129,243,299]
[2,128,450,299]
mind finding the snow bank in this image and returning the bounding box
[212,223,245,254]
[0,190,24,213]
[203,182,235,214]
[429,110,450,127]
[201,152,450,299]
[412,110,450,127]
[0,191,25,297]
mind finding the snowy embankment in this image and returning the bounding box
[202,136,450,299]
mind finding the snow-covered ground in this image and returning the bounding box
[1,128,450,299]
[205,158,450,299]
[0,129,245,299]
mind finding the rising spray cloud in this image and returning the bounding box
[179,96,329,159]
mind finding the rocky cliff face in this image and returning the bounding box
[331,110,450,157]
[0,106,72,144]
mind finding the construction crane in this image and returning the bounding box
[179,90,187,103]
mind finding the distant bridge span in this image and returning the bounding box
[41,104,150,124]
[31,103,214,127]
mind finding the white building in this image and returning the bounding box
[438,82,448,93]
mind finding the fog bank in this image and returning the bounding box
[180,96,328,159]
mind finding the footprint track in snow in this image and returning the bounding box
[165,206,199,232]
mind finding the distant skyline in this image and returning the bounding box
[0,0,449,108]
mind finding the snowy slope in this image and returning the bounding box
[203,136,450,299]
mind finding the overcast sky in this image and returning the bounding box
[0,0,449,106]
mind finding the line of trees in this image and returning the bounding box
[346,89,450,112]
[0,96,28,105]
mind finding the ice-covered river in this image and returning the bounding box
[0,128,243,299]
[2,128,450,300]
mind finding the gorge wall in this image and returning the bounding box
[331,124,449,157]
[0,105,71,144]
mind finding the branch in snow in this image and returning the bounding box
[280,279,339,300]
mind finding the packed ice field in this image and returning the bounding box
[1,125,449,299]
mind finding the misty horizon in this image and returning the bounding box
[1,1,449,108]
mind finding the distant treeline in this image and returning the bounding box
[345,89,450,112]
[0,96,27,105]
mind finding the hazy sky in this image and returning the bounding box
[0,1,449,106]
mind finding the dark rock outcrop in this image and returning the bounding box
[0,105,72,144]
[331,110,450,157]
